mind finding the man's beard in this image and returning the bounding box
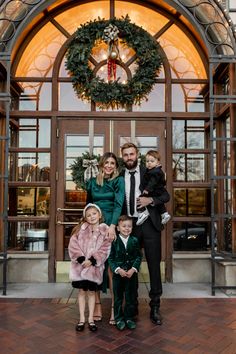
[124,158,138,170]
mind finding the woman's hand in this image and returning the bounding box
[108,224,117,241]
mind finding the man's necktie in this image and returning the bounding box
[129,171,136,216]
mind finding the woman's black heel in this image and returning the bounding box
[93,302,102,322]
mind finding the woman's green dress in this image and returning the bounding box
[86,176,125,292]
[86,176,125,226]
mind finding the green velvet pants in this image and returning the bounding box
[113,272,138,322]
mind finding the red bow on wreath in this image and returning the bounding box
[107,42,119,81]
[103,24,121,82]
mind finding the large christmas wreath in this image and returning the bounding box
[65,16,163,110]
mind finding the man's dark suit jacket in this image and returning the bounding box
[120,166,170,232]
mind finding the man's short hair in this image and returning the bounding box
[120,142,139,154]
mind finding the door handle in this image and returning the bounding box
[57,208,83,212]
[56,207,83,225]
[56,221,78,225]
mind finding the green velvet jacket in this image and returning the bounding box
[86,176,125,226]
[108,235,142,273]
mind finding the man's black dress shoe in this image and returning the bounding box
[150,306,162,325]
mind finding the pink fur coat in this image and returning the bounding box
[68,222,111,285]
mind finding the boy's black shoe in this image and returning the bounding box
[116,320,126,331]
[126,320,136,329]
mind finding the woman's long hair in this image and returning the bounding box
[96,152,119,186]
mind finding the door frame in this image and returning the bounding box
[52,115,172,281]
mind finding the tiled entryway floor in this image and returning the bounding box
[0,285,236,354]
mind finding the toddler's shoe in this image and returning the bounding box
[126,320,136,329]
[136,209,149,226]
[116,320,126,331]
[161,212,171,225]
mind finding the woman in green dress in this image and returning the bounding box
[86,152,125,324]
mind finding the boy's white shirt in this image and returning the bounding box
[119,234,129,248]
[114,234,138,274]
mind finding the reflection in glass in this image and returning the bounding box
[39,120,51,148]
[136,136,159,154]
[173,221,210,251]
[18,118,51,148]
[173,188,210,216]
[172,84,205,112]
[172,120,206,149]
[59,83,90,111]
[173,153,206,182]
[133,84,165,112]
[8,187,50,216]
[38,83,52,110]
[186,121,205,149]
[9,152,50,182]
[172,120,185,149]
[16,82,52,111]
[8,221,49,251]
[66,147,88,158]
[19,130,36,148]
[67,136,89,146]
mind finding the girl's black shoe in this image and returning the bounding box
[88,322,98,332]
[75,322,85,332]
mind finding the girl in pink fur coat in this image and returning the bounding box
[68,203,111,332]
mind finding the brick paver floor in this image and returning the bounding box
[0,297,236,354]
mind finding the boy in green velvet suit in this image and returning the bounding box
[108,215,142,330]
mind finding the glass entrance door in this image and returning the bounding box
[55,118,167,261]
